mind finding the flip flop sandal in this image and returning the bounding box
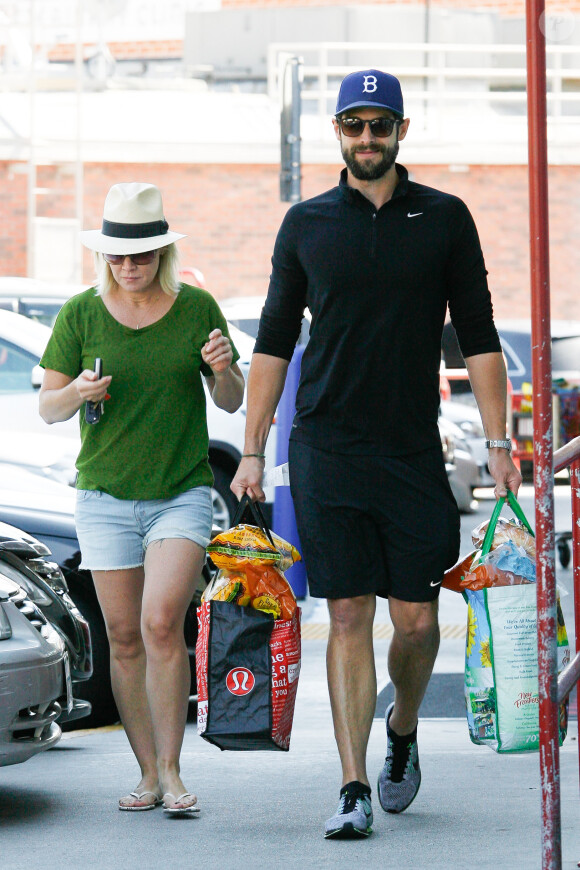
[119,791,162,812]
[162,792,201,815]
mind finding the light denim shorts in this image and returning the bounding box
[74,486,213,571]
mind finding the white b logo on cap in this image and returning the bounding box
[362,75,378,94]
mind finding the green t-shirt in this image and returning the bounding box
[40,283,240,500]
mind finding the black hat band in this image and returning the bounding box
[102,218,169,239]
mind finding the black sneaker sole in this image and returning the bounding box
[324,822,372,839]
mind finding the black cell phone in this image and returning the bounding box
[85,358,103,425]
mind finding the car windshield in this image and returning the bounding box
[443,321,580,393]
[0,341,37,393]
[498,334,529,384]
[19,300,65,327]
[500,332,580,386]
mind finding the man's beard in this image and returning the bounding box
[342,140,399,181]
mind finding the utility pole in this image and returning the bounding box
[280,55,302,203]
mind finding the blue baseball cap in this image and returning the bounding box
[335,69,404,119]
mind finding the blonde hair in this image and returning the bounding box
[93,243,181,297]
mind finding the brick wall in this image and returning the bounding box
[47,40,184,63]
[0,165,28,271]
[2,159,578,321]
[42,2,580,61]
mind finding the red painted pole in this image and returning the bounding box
[525,2,561,867]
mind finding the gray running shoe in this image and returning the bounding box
[324,784,373,839]
[377,702,421,814]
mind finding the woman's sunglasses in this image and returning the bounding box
[103,250,158,265]
[337,117,400,138]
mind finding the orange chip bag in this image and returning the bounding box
[460,562,533,590]
[204,497,301,621]
[202,562,297,621]
[443,547,534,592]
[442,550,479,593]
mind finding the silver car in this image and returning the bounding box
[438,415,480,514]
[0,573,67,766]
[440,398,494,489]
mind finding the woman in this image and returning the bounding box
[39,182,244,814]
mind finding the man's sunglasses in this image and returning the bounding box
[103,250,158,265]
[337,117,400,138]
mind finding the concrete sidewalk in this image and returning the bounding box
[2,487,578,869]
[293,638,580,870]
[1,633,578,870]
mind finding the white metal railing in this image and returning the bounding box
[267,41,580,141]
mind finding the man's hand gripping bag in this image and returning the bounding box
[196,497,301,751]
[463,491,570,753]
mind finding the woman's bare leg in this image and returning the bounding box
[92,567,160,806]
[141,538,205,808]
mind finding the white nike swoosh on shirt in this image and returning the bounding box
[430,580,442,587]
[408,211,423,218]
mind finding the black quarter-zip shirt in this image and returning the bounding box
[254,164,501,456]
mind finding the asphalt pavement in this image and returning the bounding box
[1,485,579,869]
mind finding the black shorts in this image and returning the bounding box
[288,440,460,603]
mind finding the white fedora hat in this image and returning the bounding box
[79,182,186,254]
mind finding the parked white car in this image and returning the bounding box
[0,307,275,529]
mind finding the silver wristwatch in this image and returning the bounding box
[485,438,512,452]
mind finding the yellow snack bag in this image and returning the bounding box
[207,524,301,572]
[207,524,281,569]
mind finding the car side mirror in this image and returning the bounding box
[31,364,44,390]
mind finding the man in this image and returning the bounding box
[231,69,521,839]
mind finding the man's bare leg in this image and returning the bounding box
[387,597,439,733]
[326,594,377,786]
[324,594,376,838]
[377,596,439,815]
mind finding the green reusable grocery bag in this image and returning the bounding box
[463,491,570,753]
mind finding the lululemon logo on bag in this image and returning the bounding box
[226,667,255,696]
[363,75,378,94]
